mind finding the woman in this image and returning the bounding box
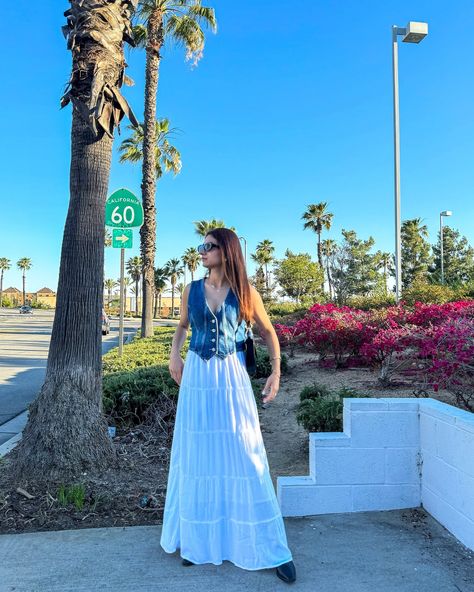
[160,228,296,583]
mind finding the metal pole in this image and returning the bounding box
[392,26,402,303]
[440,214,444,285]
[119,247,125,356]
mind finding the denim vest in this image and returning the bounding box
[188,277,248,361]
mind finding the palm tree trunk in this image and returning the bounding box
[135,279,139,315]
[326,259,333,299]
[8,113,117,483]
[171,283,175,318]
[140,11,164,339]
[0,270,4,308]
[153,290,158,318]
[159,292,162,317]
[5,0,137,484]
[22,272,26,305]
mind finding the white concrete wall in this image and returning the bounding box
[277,397,474,551]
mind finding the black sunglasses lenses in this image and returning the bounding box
[198,243,219,254]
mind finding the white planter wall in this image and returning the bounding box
[277,398,474,551]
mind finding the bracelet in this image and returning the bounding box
[270,356,281,360]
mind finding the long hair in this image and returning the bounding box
[203,228,252,324]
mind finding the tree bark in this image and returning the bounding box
[140,11,164,338]
[6,0,137,485]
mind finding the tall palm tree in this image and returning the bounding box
[104,279,118,308]
[377,251,392,297]
[8,0,138,484]
[321,238,337,299]
[154,265,169,317]
[255,239,275,295]
[0,258,11,309]
[116,276,132,312]
[131,0,216,339]
[164,258,184,318]
[126,256,142,315]
[119,117,181,330]
[17,258,32,306]
[182,247,201,281]
[302,202,334,292]
[194,219,235,237]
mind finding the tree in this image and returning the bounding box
[104,279,118,308]
[131,0,216,339]
[193,219,235,236]
[273,250,324,304]
[301,202,334,290]
[375,251,394,297]
[401,218,432,290]
[0,258,11,308]
[430,226,474,287]
[331,230,380,304]
[126,256,142,315]
[255,239,275,299]
[321,239,337,300]
[154,266,169,317]
[7,0,138,484]
[182,247,201,282]
[164,258,184,317]
[17,258,32,306]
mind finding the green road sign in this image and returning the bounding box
[105,188,144,228]
[112,228,133,249]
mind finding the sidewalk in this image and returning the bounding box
[1,508,473,591]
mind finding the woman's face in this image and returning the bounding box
[200,234,224,270]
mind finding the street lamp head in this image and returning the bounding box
[440,210,453,217]
[402,21,428,43]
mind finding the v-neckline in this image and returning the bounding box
[202,277,231,315]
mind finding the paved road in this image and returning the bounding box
[0,309,176,431]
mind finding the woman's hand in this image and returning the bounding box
[262,371,280,404]
[169,353,184,385]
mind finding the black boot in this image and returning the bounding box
[276,560,296,583]
[181,558,195,566]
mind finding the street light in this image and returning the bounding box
[392,21,428,302]
[440,210,452,285]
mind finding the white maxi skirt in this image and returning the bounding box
[159,348,293,570]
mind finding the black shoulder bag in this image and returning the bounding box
[244,319,257,376]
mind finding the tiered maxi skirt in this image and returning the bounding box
[160,348,293,570]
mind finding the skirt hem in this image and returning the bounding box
[160,543,293,571]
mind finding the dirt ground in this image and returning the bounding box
[0,345,456,535]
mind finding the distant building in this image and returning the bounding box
[1,286,56,307]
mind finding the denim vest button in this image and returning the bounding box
[211,319,216,323]
[212,328,216,332]
[212,338,215,342]
[212,347,216,351]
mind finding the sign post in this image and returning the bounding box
[105,189,144,355]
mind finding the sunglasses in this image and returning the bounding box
[197,242,221,254]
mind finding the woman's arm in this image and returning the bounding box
[169,283,191,385]
[249,285,281,403]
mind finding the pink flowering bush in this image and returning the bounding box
[274,299,474,409]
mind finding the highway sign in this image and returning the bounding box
[105,188,144,228]
[112,229,133,249]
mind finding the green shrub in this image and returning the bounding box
[402,281,456,305]
[299,382,333,401]
[254,346,288,378]
[296,383,365,432]
[346,294,397,310]
[103,326,181,374]
[103,365,179,426]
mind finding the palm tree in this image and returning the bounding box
[255,239,275,296]
[154,266,169,317]
[377,251,393,297]
[8,1,138,484]
[119,117,181,332]
[126,256,142,315]
[182,247,201,281]
[194,219,236,236]
[0,258,11,309]
[17,258,32,305]
[131,0,216,339]
[104,279,118,308]
[321,238,337,299]
[164,258,184,318]
[116,276,132,312]
[104,228,112,247]
[302,202,333,292]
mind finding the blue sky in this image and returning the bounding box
[1,0,473,293]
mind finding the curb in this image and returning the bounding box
[0,328,140,459]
